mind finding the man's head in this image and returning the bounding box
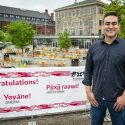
[103,12,120,23]
[102,11,120,39]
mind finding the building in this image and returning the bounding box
[34,35,101,48]
[0,5,55,35]
[54,0,105,36]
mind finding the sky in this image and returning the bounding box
[0,0,109,14]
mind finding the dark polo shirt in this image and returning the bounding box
[82,38,125,101]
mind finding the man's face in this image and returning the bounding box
[102,16,120,38]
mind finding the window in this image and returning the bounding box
[79,19,83,26]
[65,12,67,17]
[69,11,71,17]
[99,29,101,35]
[87,9,91,15]
[76,10,80,16]
[37,18,40,21]
[61,12,64,18]
[99,20,102,26]
[71,28,75,35]
[82,9,85,15]
[85,9,88,15]
[79,29,83,36]
[91,7,96,14]
[10,15,14,18]
[98,8,103,14]
[41,18,44,22]
[16,15,20,19]
[80,9,83,15]
[64,22,67,27]
[56,13,59,18]
[4,14,8,18]
[71,21,74,27]
[21,16,25,20]
[0,13,3,17]
[72,11,75,16]
[68,22,71,27]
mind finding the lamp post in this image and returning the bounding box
[45,20,47,35]
[45,15,47,35]
[33,39,37,57]
[35,19,37,36]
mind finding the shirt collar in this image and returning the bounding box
[101,37,119,44]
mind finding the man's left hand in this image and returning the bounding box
[114,95,125,111]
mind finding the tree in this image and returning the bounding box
[7,21,35,55]
[58,29,72,51]
[101,0,125,38]
[0,30,6,49]
[0,30,9,49]
[0,30,5,41]
[4,32,12,43]
[119,17,125,38]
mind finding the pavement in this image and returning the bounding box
[0,111,112,125]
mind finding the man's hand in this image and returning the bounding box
[114,94,125,111]
[85,86,99,107]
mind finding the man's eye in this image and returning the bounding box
[105,22,117,26]
[105,23,110,25]
[112,22,117,25]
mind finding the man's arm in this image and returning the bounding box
[82,47,93,86]
[85,85,98,107]
[82,46,98,107]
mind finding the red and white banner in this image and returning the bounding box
[0,66,86,118]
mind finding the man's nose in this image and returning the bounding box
[109,24,113,28]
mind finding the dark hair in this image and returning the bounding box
[103,11,120,23]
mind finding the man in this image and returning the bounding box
[82,12,125,125]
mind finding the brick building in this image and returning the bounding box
[54,0,106,36]
[0,5,55,35]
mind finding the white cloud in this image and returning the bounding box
[0,0,110,13]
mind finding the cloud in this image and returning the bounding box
[0,0,110,13]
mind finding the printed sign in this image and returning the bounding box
[0,66,86,118]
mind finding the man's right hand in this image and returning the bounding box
[85,86,99,107]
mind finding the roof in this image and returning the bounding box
[0,5,50,19]
[54,0,104,11]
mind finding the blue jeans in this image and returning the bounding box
[90,99,125,125]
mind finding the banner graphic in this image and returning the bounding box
[0,67,86,118]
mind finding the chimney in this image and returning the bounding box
[51,13,54,21]
[74,0,77,3]
[45,9,48,13]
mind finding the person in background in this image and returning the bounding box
[82,11,125,125]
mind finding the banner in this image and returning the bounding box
[0,66,86,118]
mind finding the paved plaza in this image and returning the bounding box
[0,111,111,125]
